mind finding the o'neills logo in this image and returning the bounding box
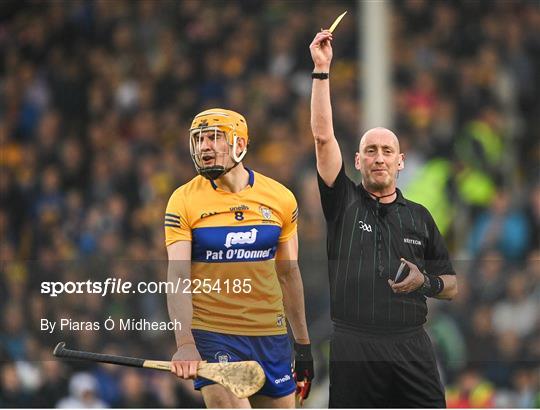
[275,374,291,384]
[230,205,249,212]
[404,238,421,245]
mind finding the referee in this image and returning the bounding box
[309,31,458,408]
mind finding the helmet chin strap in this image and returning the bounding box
[199,165,226,180]
[199,161,241,180]
[232,135,247,163]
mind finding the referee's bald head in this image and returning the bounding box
[359,127,400,152]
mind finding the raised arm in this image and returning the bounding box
[309,30,342,187]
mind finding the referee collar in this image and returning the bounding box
[359,183,407,206]
[209,167,254,190]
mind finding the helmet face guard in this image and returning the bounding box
[189,109,249,180]
[189,126,233,180]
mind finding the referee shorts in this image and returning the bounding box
[329,325,445,408]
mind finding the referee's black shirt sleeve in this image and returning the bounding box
[317,164,355,222]
[423,207,456,277]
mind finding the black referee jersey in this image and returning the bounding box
[318,164,456,331]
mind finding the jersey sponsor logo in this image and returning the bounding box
[259,206,272,220]
[225,228,258,248]
[206,247,273,261]
[404,238,422,245]
[201,211,218,218]
[358,220,372,232]
[192,225,281,262]
[275,374,291,384]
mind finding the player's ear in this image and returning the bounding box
[234,136,248,157]
[354,152,361,170]
[236,136,247,151]
[398,153,405,170]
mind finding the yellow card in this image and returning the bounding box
[328,11,347,33]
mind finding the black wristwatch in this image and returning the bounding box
[312,72,329,80]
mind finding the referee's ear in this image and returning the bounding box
[354,152,361,170]
[398,153,405,170]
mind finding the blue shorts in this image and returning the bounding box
[192,329,296,397]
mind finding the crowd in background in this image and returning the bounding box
[1,0,539,407]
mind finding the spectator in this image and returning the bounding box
[32,359,68,407]
[56,372,107,408]
[471,250,507,304]
[0,363,33,408]
[468,188,530,262]
[446,366,496,408]
[115,369,157,407]
[492,273,538,338]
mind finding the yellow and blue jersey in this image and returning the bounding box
[164,168,298,336]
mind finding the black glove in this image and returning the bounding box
[293,343,314,404]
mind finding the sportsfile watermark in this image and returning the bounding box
[41,277,253,297]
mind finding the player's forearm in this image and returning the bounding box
[166,261,195,346]
[311,73,335,145]
[433,275,458,300]
[278,264,310,344]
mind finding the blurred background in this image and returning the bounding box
[0,0,539,408]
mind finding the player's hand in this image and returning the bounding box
[293,342,314,406]
[309,30,333,72]
[170,343,202,379]
[388,258,424,294]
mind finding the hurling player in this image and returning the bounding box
[164,109,313,407]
